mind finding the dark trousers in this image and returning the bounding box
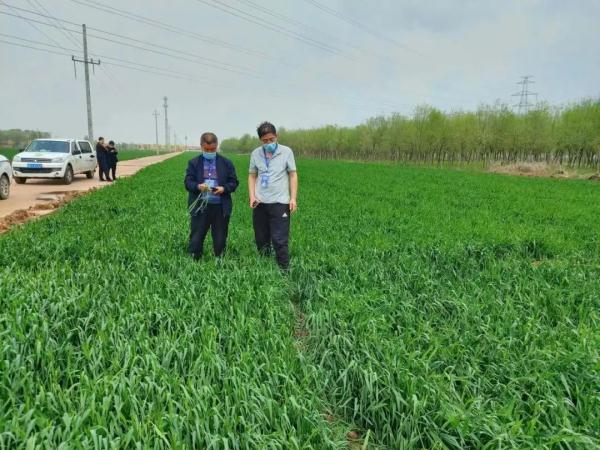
[252,203,290,269]
[188,204,230,258]
[109,162,117,180]
[97,154,110,180]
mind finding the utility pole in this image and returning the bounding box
[163,96,169,149]
[152,109,160,153]
[71,24,100,141]
[174,131,178,149]
[185,135,188,150]
[512,75,537,114]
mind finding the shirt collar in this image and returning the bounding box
[263,148,281,159]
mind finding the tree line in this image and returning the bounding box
[221,99,600,167]
[0,129,51,149]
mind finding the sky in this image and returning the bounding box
[1,0,599,145]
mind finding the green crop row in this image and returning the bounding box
[1,154,599,448]
[289,159,600,448]
[0,156,346,449]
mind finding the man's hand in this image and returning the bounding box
[198,183,209,192]
[250,196,260,208]
[213,186,225,195]
[289,199,297,213]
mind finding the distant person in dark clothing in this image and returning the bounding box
[95,137,111,182]
[184,132,239,260]
[106,140,118,181]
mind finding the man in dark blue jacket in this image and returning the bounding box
[184,132,239,259]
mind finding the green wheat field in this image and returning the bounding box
[0,154,598,449]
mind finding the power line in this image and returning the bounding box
[28,0,80,47]
[303,0,422,56]
[233,0,361,54]
[3,4,259,74]
[69,0,278,62]
[192,0,421,104]
[0,37,72,56]
[74,0,405,76]
[1,1,482,115]
[195,0,350,57]
[1,2,420,112]
[0,33,241,88]
[0,37,405,117]
[0,4,261,77]
[22,0,119,92]
[1,1,65,50]
[0,37,195,84]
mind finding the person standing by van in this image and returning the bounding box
[106,140,118,181]
[95,137,110,182]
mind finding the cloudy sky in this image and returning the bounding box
[1,0,599,144]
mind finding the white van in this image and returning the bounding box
[12,139,97,185]
[0,154,12,199]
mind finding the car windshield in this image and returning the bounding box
[26,140,69,153]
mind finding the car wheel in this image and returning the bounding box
[85,170,94,179]
[14,177,26,184]
[0,174,9,200]
[62,165,74,185]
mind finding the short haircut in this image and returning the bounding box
[257,122,276,138]
[201,132,218,144]
[108,140,115,146]
[98,136,104,141]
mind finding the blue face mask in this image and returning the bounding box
[202,151,217,160]
[263,142,277,153]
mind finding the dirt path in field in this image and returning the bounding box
[487,162,600,180]
[291,301,309,349]
[289,293,365,447]
[0,152,180,234]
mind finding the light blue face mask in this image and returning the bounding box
[263,142,277,153]
[202,151,217,160]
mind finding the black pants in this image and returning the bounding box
[252,203,290,269]
[189,204,230,258]
[98,155,110,180]
[109,162,117,180]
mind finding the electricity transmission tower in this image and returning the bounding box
[163,96,169,148]
[512,75,537,114]
[71,24,100,141]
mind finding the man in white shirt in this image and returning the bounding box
[248,122,298,271]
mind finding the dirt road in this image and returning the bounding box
[0,152,180,232]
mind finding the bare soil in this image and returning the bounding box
[488,162,599,180]
[0,190,88,233]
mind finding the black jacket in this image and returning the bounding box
[106,145,118,164]
[96,143,107,159]
[184,154,239,216]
